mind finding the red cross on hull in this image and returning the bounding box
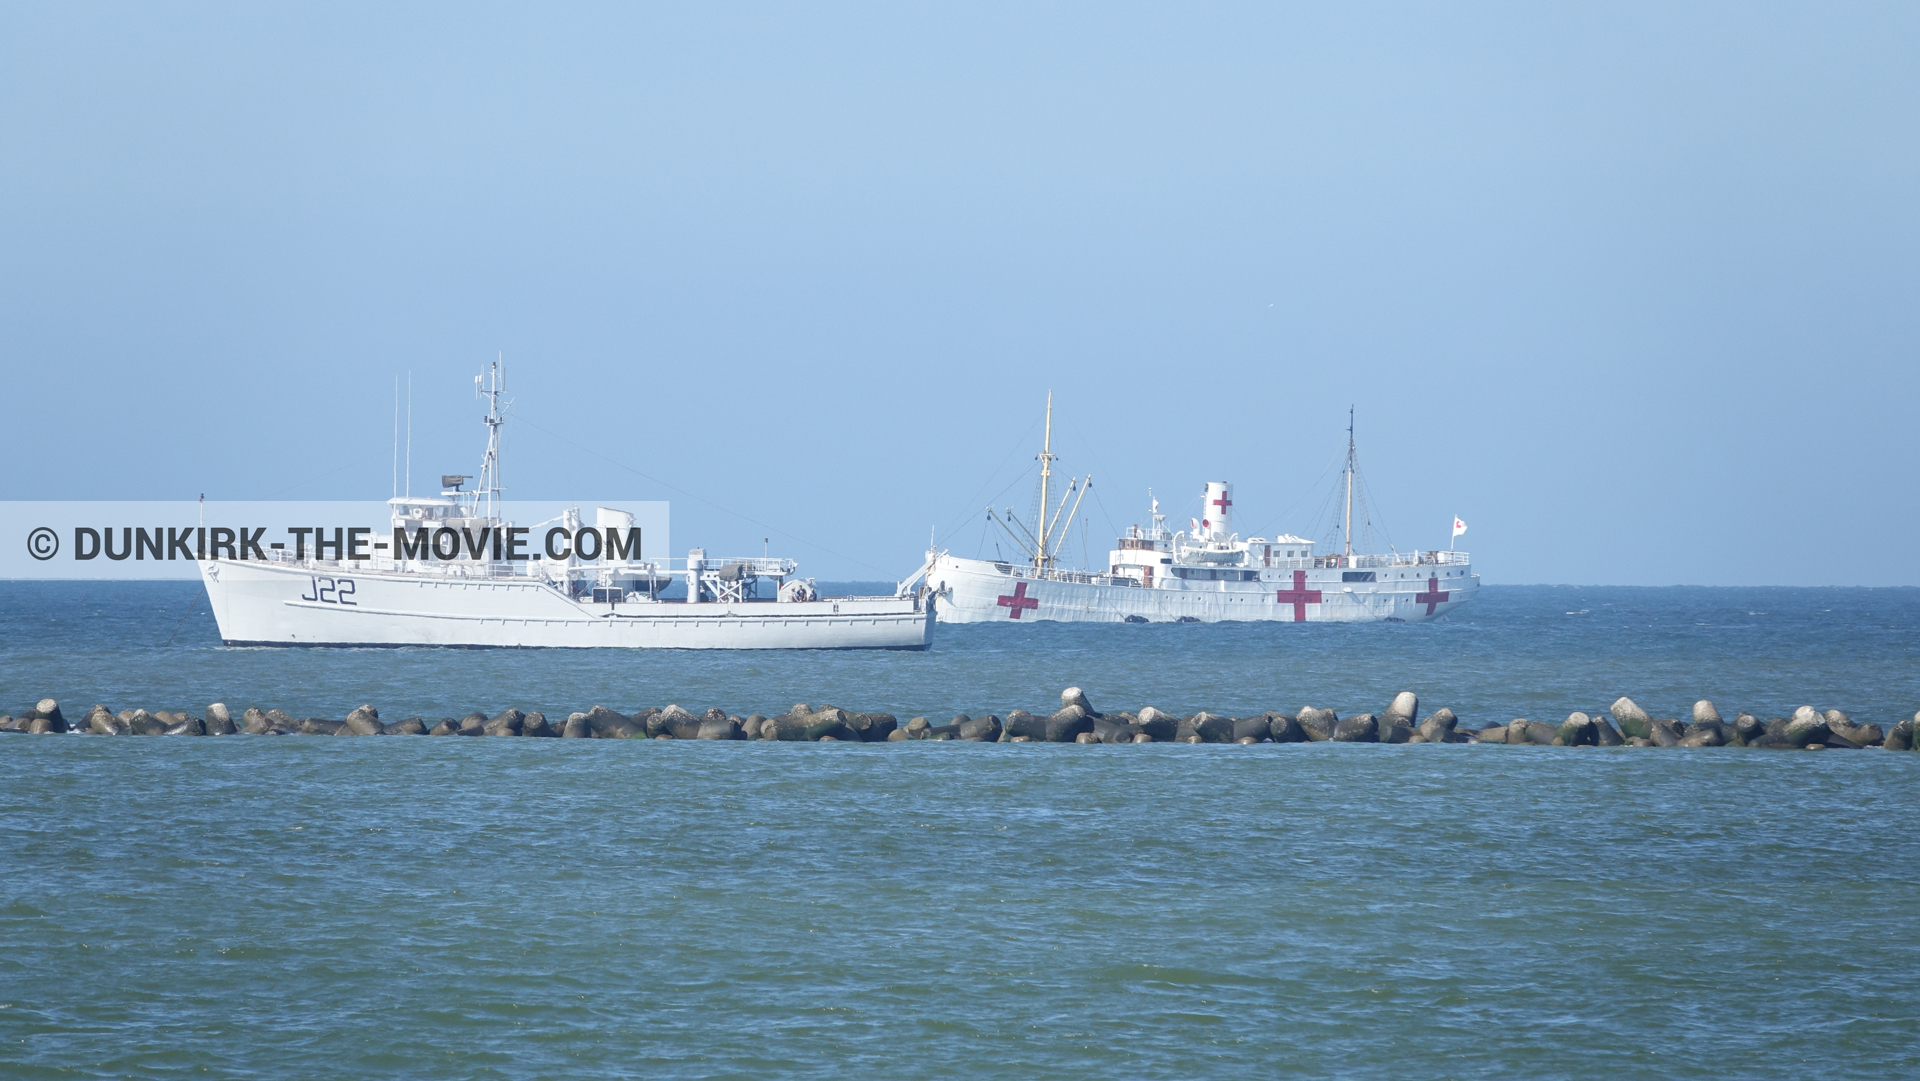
[1415,576,1450,615]
[996,580,1040,619]
[1275,570,1323,622]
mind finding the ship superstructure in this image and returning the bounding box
[197,363,934,649]
[921,401,1477,624]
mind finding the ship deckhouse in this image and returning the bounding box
[920,399,1479,625]
[194,363,934,649]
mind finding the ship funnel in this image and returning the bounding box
[1200,481,1233,541]
[596,507,635,563]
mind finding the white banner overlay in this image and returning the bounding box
[0,501,670,579]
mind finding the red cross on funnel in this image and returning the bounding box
[1275,570,1322,622]
[1416,576,1450,615]
[1201,482,1233,540]
[997,581,1039,619]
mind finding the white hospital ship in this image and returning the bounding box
[922,400,1477,624]
[197,364,933,649]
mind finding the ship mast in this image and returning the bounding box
[1036,391,1055,570]
[983,393,1089,571]
[1343,406,1355,563]
[477,358,507,522]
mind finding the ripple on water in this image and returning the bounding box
[0,739,1917,1078]
[5,585,1920,1077]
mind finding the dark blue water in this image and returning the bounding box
[3,583,1919,1078]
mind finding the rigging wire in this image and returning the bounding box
[163,591,203,647]
[512,411,894,576]
[985,466,1038,509]
[1184,490,1201,532]
[1304,459,1348,549]
[1354,464,1397,553]
[1087,479,1121,543]
[1244,451,1344,541]
[1051,412,1138,546]
[979,466,1042,537]
[930,415,1044,545]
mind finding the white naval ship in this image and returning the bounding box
[921,401,1478,624]
[197,364,934,649]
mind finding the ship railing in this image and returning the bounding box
[669,556,799,576]
[252,549,544,578]
[248,546,810,578]
[1312,550,1470,569]
[1257,559,1321,571]
[987,563,1140,588]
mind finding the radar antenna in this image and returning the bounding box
[475,356,510,521]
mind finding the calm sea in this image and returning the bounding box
[3,582,1918,1078]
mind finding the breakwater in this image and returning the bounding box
[10,687,1918,750]
[10,585,1919,1079]
[8,583,1919,733]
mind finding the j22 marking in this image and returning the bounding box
[299,576,357,605]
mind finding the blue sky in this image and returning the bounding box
[2,3,1914,584]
